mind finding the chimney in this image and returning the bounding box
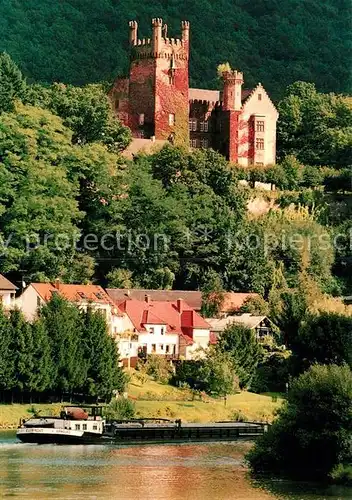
[177,298,183,313]
[54,278,60,290]
[145,294,151,304]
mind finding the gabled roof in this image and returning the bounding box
[30,283,119,311]
[107,288,258,313]
[117,298,210,334]
[206,314,268,332]
[0,274,17,291]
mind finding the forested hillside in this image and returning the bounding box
[0,0,350,98]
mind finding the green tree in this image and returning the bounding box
[199,349,240,396]
[26,82,131,150]
[81,307,126,400]
[9,309,35,396]
[0,306,14,393]
[216,323,262,389]
[30,319,53,394]
[247,364,352,481]
[41,295,85,397]
[0,103,82,281]
[295,313,352,370]
[277,82,352,167]
[0,52,26,112]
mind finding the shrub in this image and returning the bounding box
[139,354,174,384]
[247,364,352,481]
[104,397,135,420]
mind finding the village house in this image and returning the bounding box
[206,313,273,342]
[108,293,212,366]
[110,18,278,165]
[107,288,258,316]
[16,281,121,333]
[0,274,17,310]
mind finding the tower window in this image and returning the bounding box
[256,138,264,150]
[258,94,262,101]
[169,113,175,126]
[256,120,265,132]
[139,113,145,125]
[200,121,209,132]
[189,118,197,131]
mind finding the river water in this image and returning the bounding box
[0,431,350,499]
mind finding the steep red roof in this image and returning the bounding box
[31,283,119,312]
[118,298,210,334]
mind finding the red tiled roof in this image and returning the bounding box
[107,289,258,313]
[31,283,120,312]
[117,298,210,334]
[0,274,17,291]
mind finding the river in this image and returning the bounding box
[0,431,350,499]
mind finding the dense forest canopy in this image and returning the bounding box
[0,0,351,98]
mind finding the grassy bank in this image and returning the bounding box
[129,373,283,423]
[0,403,63,429]
[0,375,284,429]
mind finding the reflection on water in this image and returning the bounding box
[0,432,350,499]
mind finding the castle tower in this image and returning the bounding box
[125,18,190,145]
[221,70,244,163]
[222,70,243,111]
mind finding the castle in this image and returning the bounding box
[110,19,278,166]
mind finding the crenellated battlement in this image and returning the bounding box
[222,70,244,83]
[152,18,163,27]
[129,18,190,55]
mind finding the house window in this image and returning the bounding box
[149,327,155,334]
[93,425,97,431]
[189,118,197,131]
[256,162,264,166]
[200,138,209,148]
[151,344,156,353]
[37,296,41,308]
[256,120,264,132]
[169,75,175,85]
[82,424,87,430]
[159,344,164,351]
[75,424,80,430]
[161,327,165,335]
[256,138,264,150]
[169,113,175,126]
[139,113,145,125]
[190,138,198,148]
[165,345,170,353]
[258,93,262,101]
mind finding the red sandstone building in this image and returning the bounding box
[111,19,278,166]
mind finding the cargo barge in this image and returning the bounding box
[17,406,268,445]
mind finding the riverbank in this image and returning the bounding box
[0,376,283,429]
